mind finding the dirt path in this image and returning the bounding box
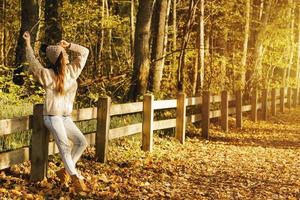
[1,109,300,199]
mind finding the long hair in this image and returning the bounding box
[41,44,66,95]
[52,53,66,95]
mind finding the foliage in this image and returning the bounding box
[0,65,43,119]
[1,0,300,103]
[62,0,133,103]
[0,130,32,152]
[1,1,20,65]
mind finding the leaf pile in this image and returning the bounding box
[1,109,300,199]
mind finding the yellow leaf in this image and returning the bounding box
[79,191,88,196]
[11,189,22,196]
[23,193,34,199]
[0,188,8,193]
[99,174,109,183]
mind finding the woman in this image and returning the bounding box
[23,31,89,192]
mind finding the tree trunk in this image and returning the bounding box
[99,0,105,75]
[253,0,270,87]
[14,0,40,85]
[177,0,200,92]
[286,0,295,83]
[246,0,270,90]
[130,0,135,57]
[259,0,264,20]
[161,0,171,83]
[199,0,205,92]
[95,0,101,77]
[194,0,205,95]
[106,0,113,76]
[0,0,5,65]
[216,26,228,90]
[162,0,171,65]
[192,46,199,95]
[15,0,40,66]
[129,0,155,100]
[296,4,300,87]
[45,0,62,44]
[150,0,169,93]
[241,0,251,89]
[172,0,177,67]
[34,1,43,51]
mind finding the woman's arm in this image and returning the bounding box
[61,40,89,79]
[23,32,53,87]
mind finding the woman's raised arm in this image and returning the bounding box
[66,42,89,79]
[23,32,53,87]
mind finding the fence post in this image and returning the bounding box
[271,88,276,116]
[96,96,111,163]
[202,91,210,139]
[261,89,268,120]
[176,92,186,144]
[292,88,297,108]
[221,90,228,132]
[30,104,49,181]
[235,90,242,128]
[287,87,292,109]
[251,89,258,122]
[280,87,285,113]
[142,94,153,151]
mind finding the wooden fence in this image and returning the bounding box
[0,87,299,181]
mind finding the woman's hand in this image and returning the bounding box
[58,40,70,49]
[23,31,31,46]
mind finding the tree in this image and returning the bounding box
[177,0,200,92]
[45,0,62,44]
[252,0,271,87]
[150,0,169,93]
[215,0,229,91]
[129,0,156,100]
[241,0,251,89]
[0,0,5,65]
[14,0,40,85]
[286,0,295,83]
[172,0,177,67]
[130,0,135,57]
[296,3,300,87]
[194,0,205,94]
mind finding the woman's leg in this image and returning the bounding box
[63,116,88,165]
[43,116,78,176]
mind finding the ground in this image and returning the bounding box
[1,109,300,199]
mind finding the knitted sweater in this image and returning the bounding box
[25,43,89,116]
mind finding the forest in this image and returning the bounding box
[0,0,299,107]
[1,0,300,199]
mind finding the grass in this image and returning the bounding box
[0,102,34,120]
[0,102,34,152]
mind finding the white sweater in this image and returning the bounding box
[25,43,89,116]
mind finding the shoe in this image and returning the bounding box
[71,174,88,192]
[56,168,70,185]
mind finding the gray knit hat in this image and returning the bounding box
[46,45,65,64]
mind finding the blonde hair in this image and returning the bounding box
[52,53,66,95]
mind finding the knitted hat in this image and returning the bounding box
[46,45,65,64]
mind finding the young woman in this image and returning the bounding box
[23,31,89,192]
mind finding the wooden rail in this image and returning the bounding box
[0,87,298,181]
[0,116,32,136]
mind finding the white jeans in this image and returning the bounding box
[44,115,88,176]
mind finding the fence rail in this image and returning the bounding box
[0,87,299,181]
